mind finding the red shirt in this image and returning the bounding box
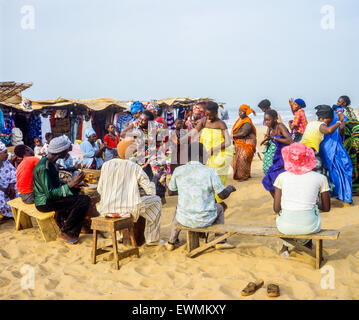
[104,134,119,148]
[16,156,40,194]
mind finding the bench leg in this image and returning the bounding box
[316,240,323,269]
[128,226,140,258]
[37,218,59,242]
[187,231,200,253]
[187,232,234,258]
[16,210,33,231]
[92,230,98,264]
[111,231,120,270]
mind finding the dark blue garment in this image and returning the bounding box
[319,111,353,203]
[178,107,185,120]
[28,114,42,139]
[262,134,286,191]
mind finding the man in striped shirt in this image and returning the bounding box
[96,147,163,246]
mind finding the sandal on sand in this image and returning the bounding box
[267,284,280,297]
[241,280,264,296]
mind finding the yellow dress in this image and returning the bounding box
[200,128,234,203]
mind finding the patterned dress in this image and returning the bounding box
[0,160,17,217]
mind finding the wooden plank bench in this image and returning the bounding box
[177,224,340,269]
[7,198,59,242]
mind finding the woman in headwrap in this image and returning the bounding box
[289,98,308,142]
[307,105,353,203]
[124,110,168,203]
[185,104,205,130]
[336,95,359,195]
[0,142,17,220]
[130,101,144,120]
[232,105,257,181]
[80,128,105,169]
[146,102,167,128]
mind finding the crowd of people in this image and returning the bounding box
[0,95,358,256]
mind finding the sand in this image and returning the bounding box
[1,125,359,300]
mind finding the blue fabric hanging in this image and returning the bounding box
[0,108,5,133]
[319,111,353,203]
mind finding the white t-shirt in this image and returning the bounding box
[273,171,330,211]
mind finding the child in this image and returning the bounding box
[14,145,40,204]
[40,132,54,157]
[103,124,119,162]
[33,137,43,159]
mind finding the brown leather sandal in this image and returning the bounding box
[241,280,264,296]
[267,284,280,297]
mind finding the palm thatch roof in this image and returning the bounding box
[0,81,33,106]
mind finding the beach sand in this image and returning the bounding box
[1,125,359,300]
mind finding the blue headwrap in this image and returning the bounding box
[294,98,306,108]
[130,101,144,115]
[85,128,96,139]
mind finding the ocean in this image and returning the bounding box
[224,107,316,130]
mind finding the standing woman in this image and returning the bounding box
[232,105,257,181]
[0,142,17,220]
[80,128,105,169]
[337,95,359,195]
[289,98,308,142]
[193,102,234,208]
[316,105,353,204]
[103,124,119,162]
[261,110,293,197]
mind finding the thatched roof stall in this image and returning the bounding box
[157,97,225,108]
[0,81,33,106]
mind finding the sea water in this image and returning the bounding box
[224,107,316,129]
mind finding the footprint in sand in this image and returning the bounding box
[11,271,22,279]
[0,249,10,259]
[45,279,59,290]
[0,277,11,288]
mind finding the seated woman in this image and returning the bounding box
[232,104,257,181]
[0,142,17,220]
[14,145,40,204]
[261,110,293,197]
[80,128,105,169]
[274,143,331,257]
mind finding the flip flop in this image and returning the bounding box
[267,284,280,297]
[65,238,79,245]
[241,280,264,296]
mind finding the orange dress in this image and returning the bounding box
[232,117,257,180]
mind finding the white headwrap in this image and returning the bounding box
[47,136,71,154]
[0,141,6,152]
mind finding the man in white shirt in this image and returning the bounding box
[96,143,163,246]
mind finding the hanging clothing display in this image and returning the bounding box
[40,115,52,144]
[28,114,42,139]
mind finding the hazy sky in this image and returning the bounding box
[1,0,358,110]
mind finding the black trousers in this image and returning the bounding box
[36,195,90,238]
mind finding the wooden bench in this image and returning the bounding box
[7,198,59,242]
[177,224,340,269]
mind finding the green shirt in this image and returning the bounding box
[33,157,73,206]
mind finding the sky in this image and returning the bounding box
[0,0,358,111]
